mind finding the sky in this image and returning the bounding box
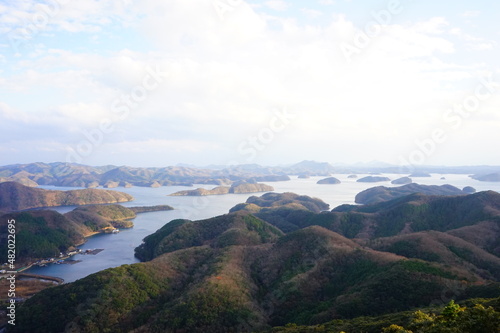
[0,0,499,168]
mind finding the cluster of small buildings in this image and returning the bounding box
[34,249,83,266]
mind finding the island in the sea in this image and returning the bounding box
[354,183,467,205]
[391,176,412,185]
[356,175,391,183]
[316,177,341,184]
[169,181,274,196]
[472,172,500,182]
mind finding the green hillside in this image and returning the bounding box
[135,211,283,261]
[7,191,500,332]
[0,204,169,264]
[230,191,500,243]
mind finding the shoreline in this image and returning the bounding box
[15,226,129,276]
[4,205,174,284]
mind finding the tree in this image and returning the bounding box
[382,324,413,333]
[458,304,500,333]
[441,300,464,322]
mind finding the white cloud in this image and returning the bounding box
[461,10,480,18]
[264,0,288,11]
[413,17,449,35]
[108,139,220,154]
[0,0,134,48]
[467,42,494,51]
[446,28,495,52]
[1,0,499,165]
[376,22,456,58]
[54,103,112,128]
[301,8,323,19]
[0,102,26,121]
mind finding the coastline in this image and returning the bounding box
[17,226,128,274]
[14,205,173,278]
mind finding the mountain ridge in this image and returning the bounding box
[11,191,500,332]
[355,183,467,205]
[3,162,500,189]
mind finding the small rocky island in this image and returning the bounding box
[408,172,432,177]
[391,177,412,185]
[316,177,341,184]
[357,176,391,183]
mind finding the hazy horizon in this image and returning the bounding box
[3,159,500,171]
[1,0,499,167]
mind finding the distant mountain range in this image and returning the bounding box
[0,162,289,188]
[13,190,500,332]
[1,161,500,189]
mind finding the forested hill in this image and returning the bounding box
[231,190,500,244]
[0,181,133,212]
[354,183,467,205]
[11,191,500,332]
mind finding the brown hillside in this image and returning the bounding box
[369,231,500,281]
[15,215,489,332]
[0,181,133,212]
[447,220,500,256]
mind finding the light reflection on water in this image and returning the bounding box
[28,174,500,283]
